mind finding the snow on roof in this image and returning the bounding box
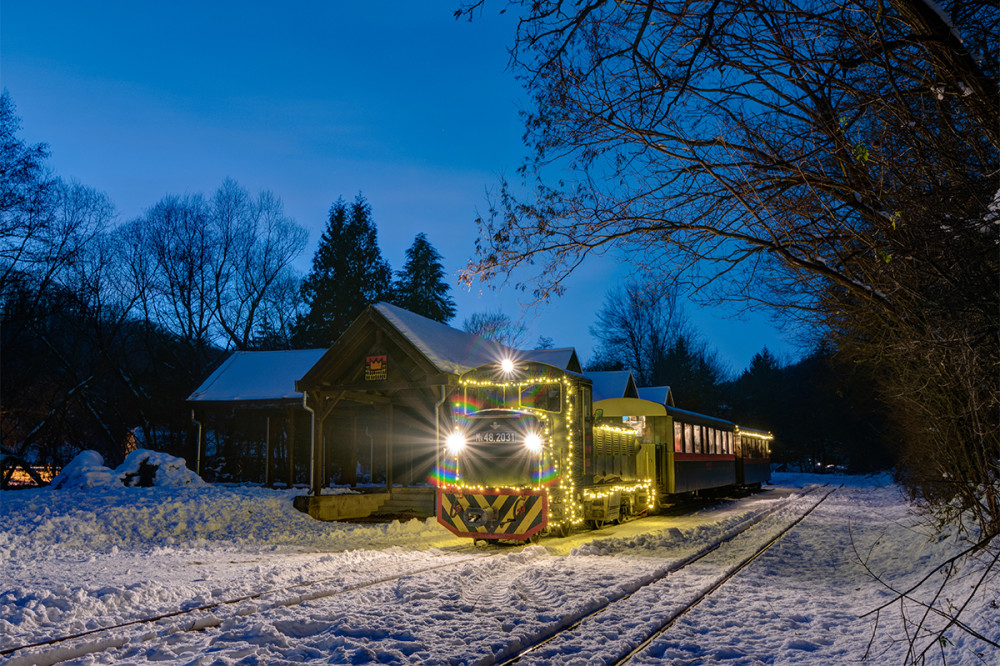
[374,303,514,376]
[520,347,581,373]
[188,349,327,403]
[638,386,674,407]
[584,370,637,402]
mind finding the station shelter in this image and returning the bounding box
[188,349,325,486]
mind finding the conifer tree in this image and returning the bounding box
[392,233,456,323]
[295,194,392,346]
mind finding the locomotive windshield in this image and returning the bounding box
[463,383,562,413]
[456,410,547,487]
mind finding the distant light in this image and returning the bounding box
[500,358,515,374]
[445,430,467,455]
[524,433,543,454]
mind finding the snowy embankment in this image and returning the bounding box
[1,452,998,665]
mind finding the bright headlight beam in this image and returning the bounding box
[500,358,515,374]
[445,430,466,455]
[524,432,543,454]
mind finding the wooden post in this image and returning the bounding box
[265,414,274,487]
[286,406,296,488]
[385,404,393,492]
[310,392,344,496]
[349,414,358,488]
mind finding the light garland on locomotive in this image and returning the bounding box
[436,359,584,536]
[436,359,659,538]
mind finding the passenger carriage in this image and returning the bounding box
[735,425,773,488]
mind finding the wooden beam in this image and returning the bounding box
[286,406,296,488]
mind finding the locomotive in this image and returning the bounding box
[434,358,771,541]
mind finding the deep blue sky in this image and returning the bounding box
[2,1,798,374]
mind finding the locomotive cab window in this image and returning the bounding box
[466,385,518,411]
[519,382,562,413]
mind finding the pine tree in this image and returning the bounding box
[392,233,456,323]
[294,194,392,346]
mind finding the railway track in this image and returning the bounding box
[0,545,494,666]
[497,484,839,665]
[5,487,826,665]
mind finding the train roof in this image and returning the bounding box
[665,405,735,428]
[188,349,327,404]
[593,397,667,417]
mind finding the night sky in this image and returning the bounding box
[2,1,798,373]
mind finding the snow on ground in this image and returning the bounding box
[1,468,998,665]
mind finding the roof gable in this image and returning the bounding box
[520,347,581,373]
[296,303,517,391]
[584,370,639,402]
[374,302,513,375]
[637,385,675,407]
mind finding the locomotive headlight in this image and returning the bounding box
[524,432,543,454]
[500,358,515,374]
[445,430,467,455]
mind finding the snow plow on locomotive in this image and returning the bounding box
[434,359,771,542]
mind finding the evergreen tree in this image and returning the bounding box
[651,333,727,413]
[295,195,392,346]
[392,233,456,322]
[730,347,782,430]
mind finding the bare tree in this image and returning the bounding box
[1,92,109,339]
[122,180,307,353]
[209,179,307,350]
[461,0,999,537]
[589,282,687,385]
[462,310,528,349]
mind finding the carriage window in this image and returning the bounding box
[674,421,683,453]
[693,425,702,453]
[519,383,562,413]
[684,423,694,453]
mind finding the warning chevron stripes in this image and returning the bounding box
[436,488,547,539]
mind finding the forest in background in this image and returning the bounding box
[0,87,903,483]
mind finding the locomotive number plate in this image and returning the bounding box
[474,431,514,443]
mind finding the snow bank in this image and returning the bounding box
[47,450,119,490]
[0,484,453,558]
[48,449,204,490]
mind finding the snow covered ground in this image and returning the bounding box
[1,458,997,665]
